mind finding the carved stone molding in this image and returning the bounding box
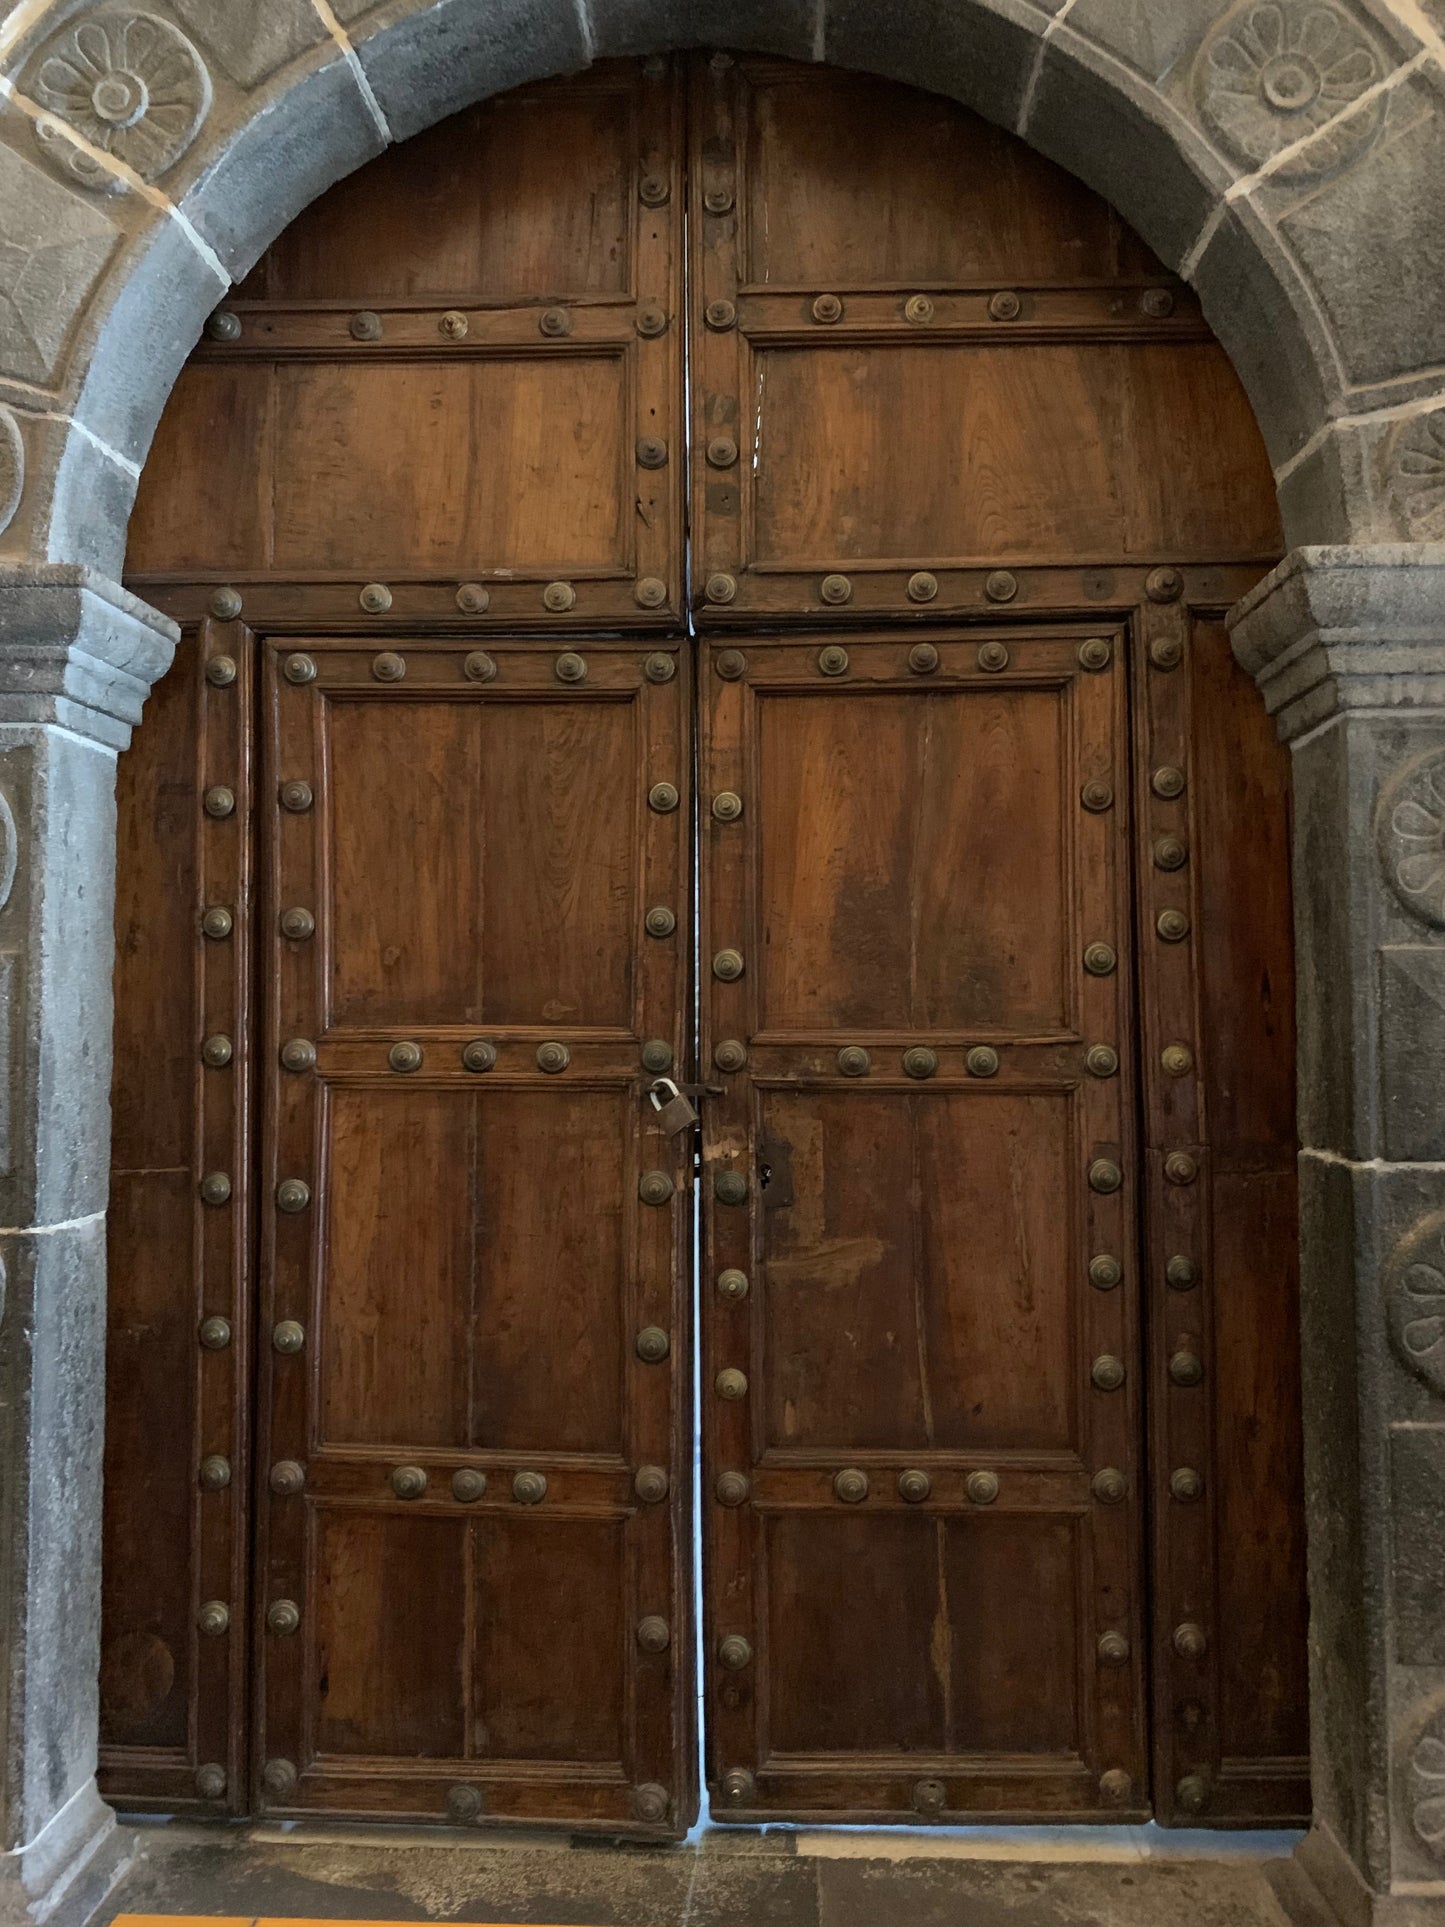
[0,565,176,749]
[1385,1209,1445,1397]
[0,415,23,541]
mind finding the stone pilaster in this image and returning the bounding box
[1231,546,1445,1927]
[0,569,173,1924]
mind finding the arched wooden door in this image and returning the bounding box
[104,54,1307,1836]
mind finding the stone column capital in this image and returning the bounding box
[0,567,177,752]
[1229,545,1445,741]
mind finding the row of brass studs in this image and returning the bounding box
[381,1463,669,1504]
[281,646,677,690]
[703,287,1174,331]
[207,302,670,345]
[714,1465,1151,1509]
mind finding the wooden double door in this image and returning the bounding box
[104,55,1307,1834]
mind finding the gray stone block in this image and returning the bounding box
[1379,948,1445,1162]
[1391,1428,1445,1667]
[1275,415,1400,551]
[0,135,119,392]
[824,0,1056,129]
[589,0,818,60]
[1062,0,1221,87]
[0,405,138,583]
[343,0,592,144]
[165,0,331,91]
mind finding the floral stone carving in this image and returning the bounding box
[1410,1700,1445,1863]
[1386,1210,1445,1398]
[1193,1,1384,179]
[0,412,23,541]
[1378,752,1445,931]
[26,11,211,192]
[1392,410,1445,543]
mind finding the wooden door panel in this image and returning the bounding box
[256,636,694,1833]
[701,628,1145,1822]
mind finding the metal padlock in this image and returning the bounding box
[648,1077,699,1135]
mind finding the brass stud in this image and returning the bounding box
[1166,1254,1197,1290]
[818,644,850,677]
[1173,1621,1207,1659]
[201,1034,233,1067]
[837,1045,871,1078]
[1092,1467,1127,1504]
[1100,1768,1133,1805]
[820,572,852,605]
[636,303,669,337]
[903,1046,938,1080]
[643,651,675,683]
[914,1779,947,1816]
[704,183,735,213]
[452,1468,487,1503]
[707,435,738,468]
[1150,635,1184,670]
[646,905,678,938]
[1147,566,1185,604]
[634,1783,670,1824]
[717,1268,749,1302]
[262,1758,297,1797]
[639,1170,676,1206]
[1152,765,1186,799]
[359,583,393,615]
[637,434,669,470]
[371,649,405,680]
[713,947,744,981]
[539,305,571,337]
[1098,1631,1131,1665]
[464,649,497,682]
[513,1470,547,1505]
[712,790,744,822]
[200,1171,232,1206]
[907,570,938,603]
[1161,1043,1194,1077]
[985,569,1018,604]
[1176,1774,1209,1813]
[639,173,670,206]
[388,1040,423,1074]
[641,1040,674,1073]
[280,779,313,812]
[967,1469,1000,1505]
[1084,942,1117,977]
[203,785,236,819]
[276,1178,310,1214]
[350,309,382,340]
[197,1600,230,1637]
[721,1768,756,1805]
[1141,287,1176,318]
[705,299,737,331]
[649,781,681,813]
[1081,778,1114,812]
[205,654,237,687]
[391,1464,427,1500]
[909,642,939,675]
[448,1784,483,1822]
[898,1468,932,1504]
[904,293,935,324]
[1170,1348,1204,1387]
[536,1042,571,1074]
[715,1367,748,1401]
[272,1320,305,1355]
[812,293,843,323]
[1154,835,1189,871]
[202,905,234,940]
[1164,1151,1198,1186]
[270,1460,305,1495]
[1089,1255,1123,1290]
[440,309,469,339]
[719,1634,753,1670]
[280,906,315,941]
[1088,1158,1123,1194]
[205,311,241,344]
[635,1465,670,1503]
[199,1315,232,1349]
[716,1471,750,1506]
[834,1467,869,1504]
[1087,1044,1119,1078]
[546,583,578,617]
[283,652,317,685]
[456,583,490,615]
[462,1039,497,1073]
[966,1046,999,1078]
[714,1170,748,1206]
[267,1599,300,1635]
[1157,908,1191,942]
[638,1615,671,1654]
[636,577,668,608]
[715,646,747,678]
[636,1327,670,1364]
[1078,637,1113,671]
[714,1039,747,1072]
[989,289,1022,321]
[1170,1466,1204,1502]
[196,1761,227,1799]
[199,1454,231,1491]
[1092,1354,1126,1392]
[977,639,1010,672]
